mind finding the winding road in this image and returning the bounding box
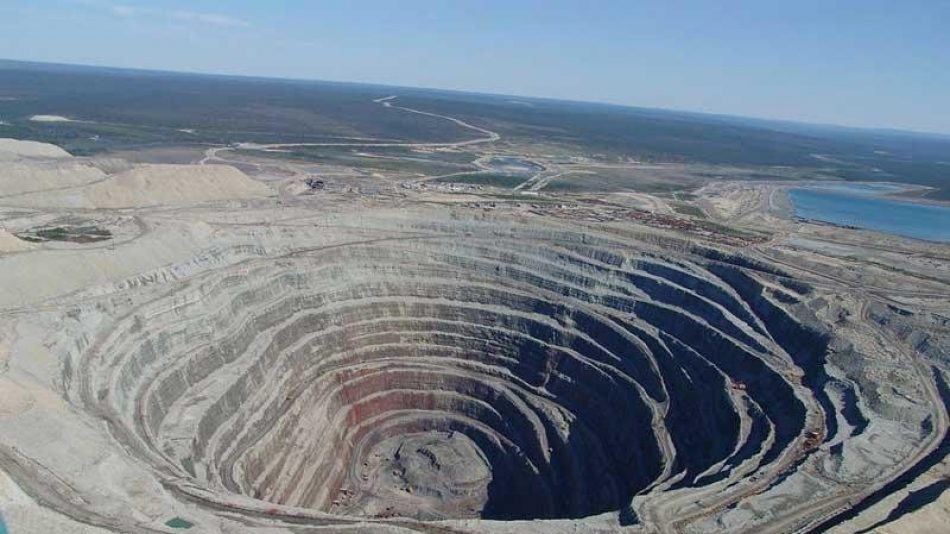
[199,95,500,167]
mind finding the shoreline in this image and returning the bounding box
[791,180,950,207]
[782,182,950,244]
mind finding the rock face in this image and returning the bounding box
[69,231,909,528]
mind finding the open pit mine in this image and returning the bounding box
[0,138,947,534]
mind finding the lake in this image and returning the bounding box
[482,156,543,176]
[788,184,950,242]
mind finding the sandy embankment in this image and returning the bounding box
[27,115,75,123]
[75,164,272,208]
[3,163,272,209]
[0,138,72,160]
[0,230,34,253]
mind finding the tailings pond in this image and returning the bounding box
[789,183,950,242]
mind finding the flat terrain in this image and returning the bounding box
[3,60,950,199]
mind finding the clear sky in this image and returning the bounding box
[1,0,948,134]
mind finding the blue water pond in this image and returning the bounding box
[789,184,950,242]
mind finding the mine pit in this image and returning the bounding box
[73,236,861,525]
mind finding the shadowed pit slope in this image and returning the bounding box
[77,236,844,522]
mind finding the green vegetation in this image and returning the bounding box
[0,60,480,154]
[543,180,590,192]
[17,226,112,243]
[164,517,193,529]
[358,146,477,164]
[671,202,706,218]
[236,147,474,176]
[3,60,949,198]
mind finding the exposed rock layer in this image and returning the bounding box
[78,236,862,523]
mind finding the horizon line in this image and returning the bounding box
[2,56,949,139]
